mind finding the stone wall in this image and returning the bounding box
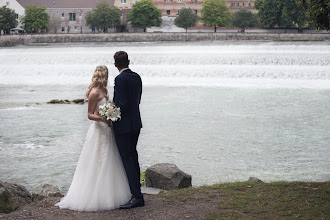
[0,33,329,46]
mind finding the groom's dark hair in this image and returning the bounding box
[114,51,129,68]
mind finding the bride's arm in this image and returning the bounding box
[87,89,105,122]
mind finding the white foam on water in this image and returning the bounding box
[13,142,45,149]
[0,42,329,88]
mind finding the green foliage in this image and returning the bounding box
[255,0,281,28]
[174,8,198,32]
[21,4,50,33]
[297,0,330,30]
[255,0,307,29]
[140,170,146,187]
[86,2,121,33]
[0,6,18,35]
[127,0,162,32]
[232,9,259,29]
[201,0,231,32]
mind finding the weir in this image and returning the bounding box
[0,32,330,47]
[0,41,329,88]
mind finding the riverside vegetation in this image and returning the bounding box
[1,181,329,219]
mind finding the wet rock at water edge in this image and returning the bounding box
[32,184,63,201]
[248,177,263,183]
[72,99,85,104]
[0,181,32,213]
[145,163,192,190]
[47,99,86,104]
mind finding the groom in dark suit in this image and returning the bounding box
[113,51,144,209]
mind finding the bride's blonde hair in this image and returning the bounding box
[86,65,109,100]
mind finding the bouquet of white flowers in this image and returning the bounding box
[98,102,121,122]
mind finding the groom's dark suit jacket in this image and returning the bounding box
[113,68,142,135]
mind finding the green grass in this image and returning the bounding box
[160,181,330,219]
[140,170,146,187]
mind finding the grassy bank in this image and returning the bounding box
[159,181,329,219]
[2,181,329,219]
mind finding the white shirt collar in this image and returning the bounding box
[119,68,129,74]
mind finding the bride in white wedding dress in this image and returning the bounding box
[55,65,131,211]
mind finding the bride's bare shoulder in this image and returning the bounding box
[88,88,103,101]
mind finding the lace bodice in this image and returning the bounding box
[95,97,107,114]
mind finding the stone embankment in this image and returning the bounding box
[1,32,329,46]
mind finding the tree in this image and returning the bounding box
[86,2,121,33]
[0,6,18,35]
[201,0,231,32]
[232,9,259,31]
[127,0,162,32]
[297,0,330,30]
[280,0,306,30]
[255,0,307,29]
[174,8,198,33]
[254,0,281,28]
[21,5,50,33]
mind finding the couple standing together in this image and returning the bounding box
[55,51,144,211]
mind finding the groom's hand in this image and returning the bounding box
[105,120,112,126]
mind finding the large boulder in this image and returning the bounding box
[145,163,192,190]
[32,184,63,201]
[0,181,32,213]
[248,177,263,183]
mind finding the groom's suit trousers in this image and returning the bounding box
[115,130,143,200]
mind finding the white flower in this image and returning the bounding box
[99,102,121,122]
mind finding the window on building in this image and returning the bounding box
[69,13,76,21]
[248,3,251,6]
[79,13,82,16]
[62,13,64,17]
[166,10,170,15]
[16,14,18,19]
[236,3,239,6]
[177,10,180,15]
[61,27,65,33]
[121,0,127,3]
[194,10,197,14]
[231,3,235,6]
[6,2,9,6]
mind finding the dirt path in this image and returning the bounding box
[0,195,218,220]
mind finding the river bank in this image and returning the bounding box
[0,32,330,47]
[1,181,329,219]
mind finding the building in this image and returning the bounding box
[114,0,137,27]
[0,0,25,33]
[16,0,115,33]
[226,0,257,13]
[152,0,256,19]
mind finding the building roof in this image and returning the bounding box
[16,0,115,8]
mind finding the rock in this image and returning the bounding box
[141,187,163,195]
[145,163,192,190]
[47,99,61,104]
[248,177,263,183]
[32,184,63,201]
[72,99,85,104]
[0,181,32,213]
[47,99,86,104]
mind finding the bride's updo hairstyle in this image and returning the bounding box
[86,65,109,100]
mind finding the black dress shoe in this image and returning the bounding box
[119,198,145,209]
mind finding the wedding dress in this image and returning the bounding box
[55,98,131,211]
